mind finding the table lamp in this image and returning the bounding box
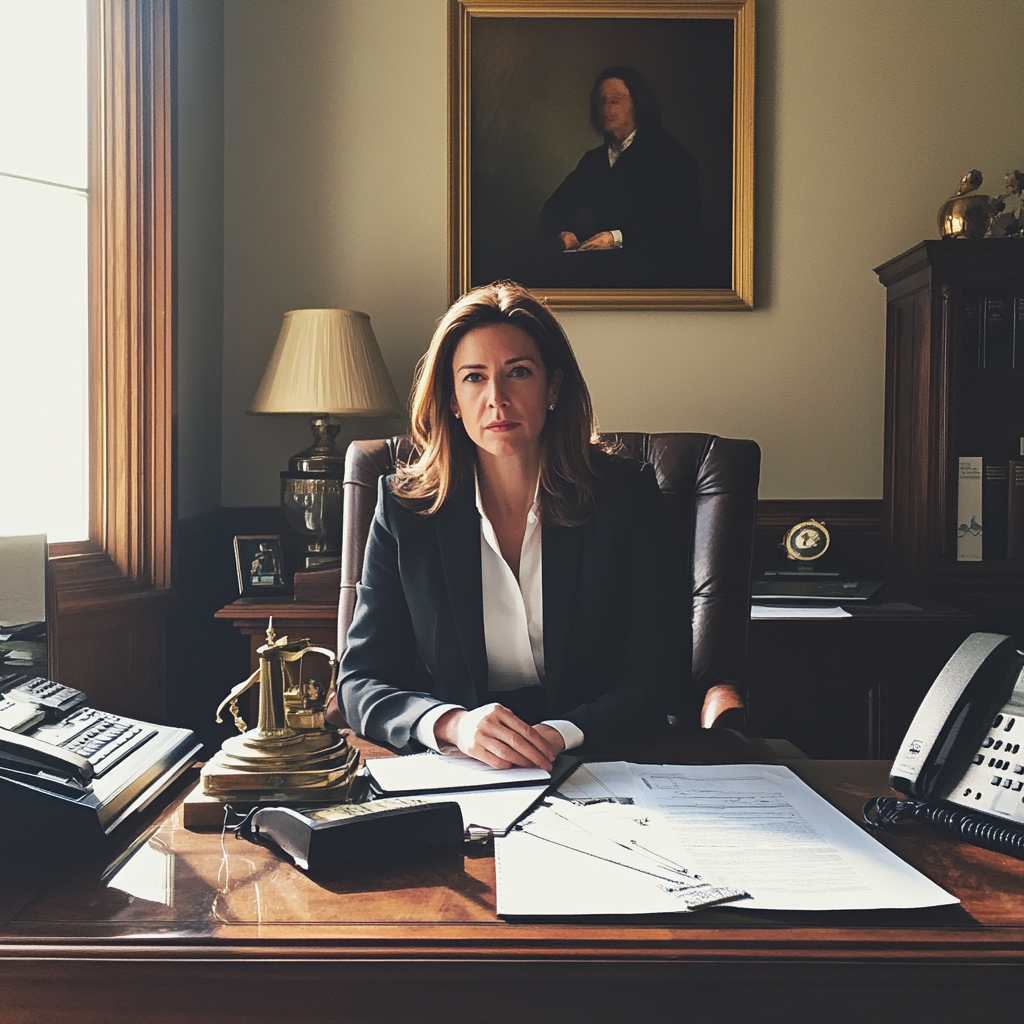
[249,308,403,568]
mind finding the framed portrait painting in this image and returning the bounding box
[449,0,754,310]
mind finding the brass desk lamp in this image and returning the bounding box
[201,620,360,802]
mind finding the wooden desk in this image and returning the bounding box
[1,730,1022,1023]
[218,597,979,759]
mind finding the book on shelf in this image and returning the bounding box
[983,461,1009,560]
[962,299,981,370]
[962,297,1024,370]
[1016,299,1024,369]
[957,456,983,561]
[982,298,1015,370]
[1008,460,1024,560]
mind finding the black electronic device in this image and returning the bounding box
[865,632,1024,857]
[0,686,201,857]
[243,797,465,871]
[0,672,88,719]
[0,533,201,858]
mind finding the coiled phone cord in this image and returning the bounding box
[863,796,1024,859]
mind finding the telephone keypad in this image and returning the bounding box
[35,709,157,778]
[983,737,995,747]
[0,675,88,719]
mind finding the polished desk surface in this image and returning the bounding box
[2,730,1023,1024]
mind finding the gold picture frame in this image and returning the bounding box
[448,0,755,311]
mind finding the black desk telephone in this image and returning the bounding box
[0,669,200,856]
[866,632,1024,856]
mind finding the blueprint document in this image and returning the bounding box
[495,763,957,915]
[629,764,958,911]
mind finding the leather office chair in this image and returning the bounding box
[335,432,760,729]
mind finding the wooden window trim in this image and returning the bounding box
[50,0,173,608]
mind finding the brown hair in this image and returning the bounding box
[392,282,606,525]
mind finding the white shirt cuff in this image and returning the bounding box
[413,703,465,752]
[541,718,585,751]
[610,230,623,248]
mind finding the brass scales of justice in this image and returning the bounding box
[200,619,360,803]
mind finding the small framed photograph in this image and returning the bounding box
[233,535,287,597]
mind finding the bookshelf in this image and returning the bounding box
[876,238,1024,634]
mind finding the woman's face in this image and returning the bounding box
[450,323,562,462]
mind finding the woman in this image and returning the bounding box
[339,282,687,769]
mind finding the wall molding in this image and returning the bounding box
[756,499,883,533]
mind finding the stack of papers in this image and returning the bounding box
[751,605,852,619]
[364,751,575,837]
[365,750,551,794]
[495,762,957,916]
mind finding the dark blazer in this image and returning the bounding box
[339,457,689,754]
[540,127,701,287]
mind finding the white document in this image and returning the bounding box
[630,764,957,911]
[495,800,746,917]
[554,760,642,803]
[365,750,549,794]
[424,785,548,835]
[751,604,852,620]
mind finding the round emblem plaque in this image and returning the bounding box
[783,519,831,562]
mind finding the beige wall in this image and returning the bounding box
[221,0,1024,505]
[178,0,225,520]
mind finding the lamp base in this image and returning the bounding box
[289,416,346,474]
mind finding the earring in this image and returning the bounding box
[454,411,461,419]
[548,403,556,411]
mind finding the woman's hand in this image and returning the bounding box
[434,703,558,770]
[701,683,746,729]
[533,723,566,756]
[578,231,615,250]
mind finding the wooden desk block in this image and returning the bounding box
[2,731,1024,1024]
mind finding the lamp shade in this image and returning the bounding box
[249,309,403,416]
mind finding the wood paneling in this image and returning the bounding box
[755,498,883,578]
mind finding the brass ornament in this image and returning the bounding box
[937,170,1003,239]
[201,619,360,802]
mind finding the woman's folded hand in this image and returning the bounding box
[434,703,557,771]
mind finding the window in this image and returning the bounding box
[0,1,89,541]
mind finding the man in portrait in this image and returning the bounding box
[539,66,702,289]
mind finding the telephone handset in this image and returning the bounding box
[866,632,1024,856]
[0,670,201,857]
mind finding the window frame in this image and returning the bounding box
[49,0,173,598]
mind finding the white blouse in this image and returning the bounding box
[412,472,584,753]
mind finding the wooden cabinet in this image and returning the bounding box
[876,239,1024,634]
[746,601,975,759]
